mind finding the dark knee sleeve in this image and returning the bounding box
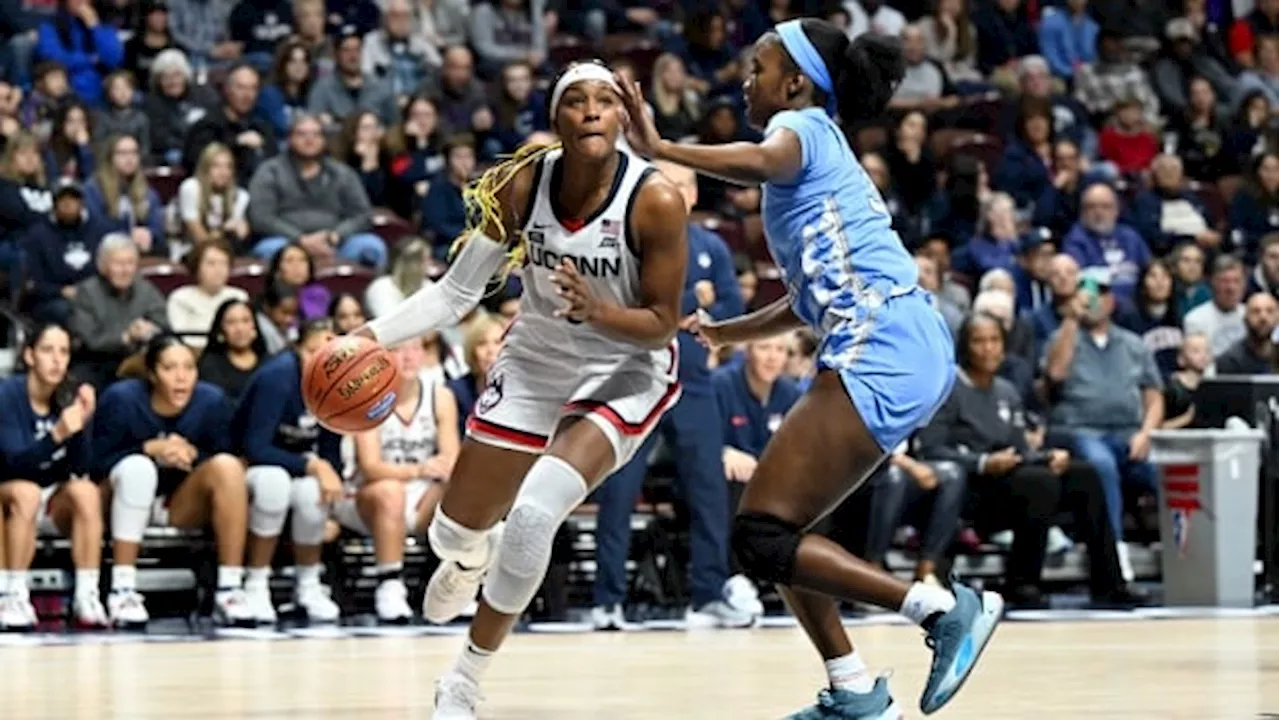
[731,511,802,585]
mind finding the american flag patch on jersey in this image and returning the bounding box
[601,218,619,236]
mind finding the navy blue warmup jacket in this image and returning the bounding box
[712,364,802,458]
[92,378,232,488]
[231,350,342,477]
[0,375,92,485]
[680,224,743,392]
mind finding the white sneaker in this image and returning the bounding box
[1116,541,1135,583]
[590,604,632,631]
[108,590,150,629]
[423,531,499,624]
[214,588,258,627]
[295,583,341,624]
[243,585,279,626]
[1046,526,1074,555]
[72,594,109,629]
[0,594,35,630]
[684,600,756,629]
[433,672,480,720]
[724,575,765,617]
[375,578,413,624]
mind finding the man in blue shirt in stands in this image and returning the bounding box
[590,160,752,631]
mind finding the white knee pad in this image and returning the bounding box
[110,455,159,542]
[247,466,292,538]
[427,511,496,569]
[289,476,328,546]
[483,456,588,615]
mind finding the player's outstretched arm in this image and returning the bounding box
[705,294,806,346]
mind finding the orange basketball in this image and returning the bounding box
[302,336,402,433]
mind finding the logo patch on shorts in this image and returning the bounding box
[477,373,504,414]
[365,391,398,421]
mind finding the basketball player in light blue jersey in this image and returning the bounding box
[619,19,1003,720]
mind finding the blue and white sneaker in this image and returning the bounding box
[786,677,903,720]
[919,583,1003,714]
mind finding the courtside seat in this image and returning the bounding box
[145,166,186,206]
[229,259,267,298]
[371,209,417,248]
[140,261,191,296]
[316,262,376,299]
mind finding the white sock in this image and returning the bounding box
[296,564,323,590]
[8,569,28,599]
[111,565,137,593]
[244,567,271,592]
[453,640,493,685]
[75,569,100,600]
[374,561,403,577]
[899,581,957,626]
[216,566,245,591]
[0,569,11,594]
[826,651,875,693]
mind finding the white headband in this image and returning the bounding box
[548,63,622,122]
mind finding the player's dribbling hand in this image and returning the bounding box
[616,76,661,158]
[550,258,601,322]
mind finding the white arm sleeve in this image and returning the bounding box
[364,232,509,346]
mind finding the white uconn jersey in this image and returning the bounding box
[505,147,672,374]
[371,379,438,466]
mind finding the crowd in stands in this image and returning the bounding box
[0,0,1275,630]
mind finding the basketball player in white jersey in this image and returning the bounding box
[354,60,689,718]
[335,338,460,624]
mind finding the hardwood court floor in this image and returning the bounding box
[1,618,1276,719]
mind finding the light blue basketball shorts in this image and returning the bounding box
[817,289,956,453]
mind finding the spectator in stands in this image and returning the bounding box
[1215,291,1279,374]
[1184,254,1247,356]
[915,0,981,85]
[467,0,545,80]
[920,313,1138,608]
[915,254,963,336]
[1179,0,1234,67]
[143,49,216,167]
[1117,259,1185,375]
[167,0,238,69]
[1171,241,1212,315]
[45,100,94,181]
[972,0,1038,84]
[266,241,329,319]
[650,53,701,142]
[1090,0,1167,52]
[1003,55,1094,158]
[34,0,123,107]
[1012,233,1054,315]
[256,39,316,140]
[327,292,366,335]
[1043,267,1162,580]
[343,337,459,625]
[68,233,168,389]
[22,64,72,141]
[95,71,151,160]
[412,0,470,53]
[308,28,398,130]
[845,0,907,39]
[184,64,276,188]
[420,133,474,258]
[0,132,51,273]
[1029,252,1078,356]
[862,444,965,587]
[232,319,345,624]
[364,0,438,101]
[97,334,267,628]
[1098,96,1160,176]
[1133,154,1219,256]
[1037,0,1097,81]
[328,0,382,38]
[489,61,546,158]
[248,113,384,269]
[1032,139,1085,238]
[956,192,1022,277]
[331,110,392,209]
[915,234,972,311]
[425,45,493,139]
[925,154,987,247]
[198,298,265,403]
[1153,19,1238,119]
[882,110,935,217]
[889,24,960,115]
[386,94,444,204]
[122,0,174,88]
[1063,183,1150,303]
[1235,35,1278,113]
[1230,153,1279,263]
[255,279,297,355]
[82,134,166,257]
[291,0,334,76]
[23,179,110,324]
[0,81,19,145]
[973,279,1035,364]
[680,9,740,96]
[0,323,106,630]
[995,97,1054,210]
[1249,233,1279,298]
[167,240,247,346]
[1075,31,1161,127]
[364,237,428,318]
[1161,332,1210,428]
[1228,0,1277,69]
[1171,77,1233,182]
[447,311,503,435]
[1226,90,1278,165]
[177,143,250,250]
[229,0,293,70]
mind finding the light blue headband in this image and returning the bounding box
[775,20,837,117]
